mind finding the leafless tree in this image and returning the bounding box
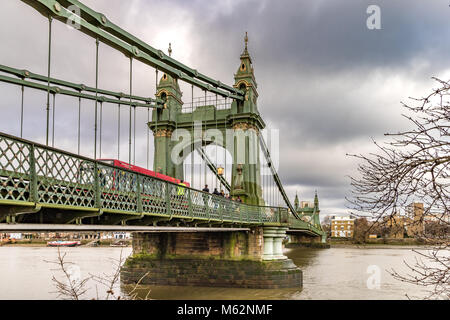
[353,217,370,244]
[45,248,91,300]
[47,248,150,300]
[348,77,449,299]
[321,215,332,237]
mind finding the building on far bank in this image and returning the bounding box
[405,202,425,237]
[384,202,428,238]
[330,216,355,238]
[424,213,450,224]
[101,232,131,240]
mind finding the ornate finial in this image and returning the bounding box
[244,32,248,50]
[314,190,319,208]
[168,43,172,57]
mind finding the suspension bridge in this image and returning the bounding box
[0,0,326,289]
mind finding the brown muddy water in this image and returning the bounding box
[0,246,437,299]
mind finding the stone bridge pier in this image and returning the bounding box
[121,227,302,289]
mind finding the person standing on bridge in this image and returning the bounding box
[201,184,209,212]
[212,188,220,210]
[177,180,187,195]
[177,180,187,210]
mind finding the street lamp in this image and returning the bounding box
[217,165,224,191]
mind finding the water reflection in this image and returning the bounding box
[0,246,433,300]
[124,246,431,300]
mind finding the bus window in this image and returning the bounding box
[98,159,114,166]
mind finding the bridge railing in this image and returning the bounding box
[0,132,291,225]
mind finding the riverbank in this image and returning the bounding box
[329,243,433,249]
[0,246,435,299]
[0,240,130,247]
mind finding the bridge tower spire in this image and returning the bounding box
[314,190,319,210]
[149,43,183,177]
[230,32,265,205]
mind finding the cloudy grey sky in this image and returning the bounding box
[1,0,450,217]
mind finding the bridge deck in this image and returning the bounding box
[0,132,323,236]
[0,223,250,232]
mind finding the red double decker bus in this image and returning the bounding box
[96,159,190,187]
[77,159,189,191]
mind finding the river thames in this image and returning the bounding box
[0,246,434,300]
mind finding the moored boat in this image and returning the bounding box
[47,241,81,247]
[110,240,130,247]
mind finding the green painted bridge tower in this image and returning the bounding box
[293,191,322,230]
[148,34,265,205]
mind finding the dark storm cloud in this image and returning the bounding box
[166,0,450,72]
[1,0,449,215]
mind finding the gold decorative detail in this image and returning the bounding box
[154,129,173,137]
[233,123,258,131]
[233,123,259,133]
[235,79,249,89]
[244,32,248,51]
[233,123,248,130]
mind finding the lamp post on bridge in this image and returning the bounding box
[217,165,224,191]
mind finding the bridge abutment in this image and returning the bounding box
[121,227,302,289]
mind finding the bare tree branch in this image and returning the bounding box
[348,77,450,299]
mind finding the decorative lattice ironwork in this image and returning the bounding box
[0,136,31,202]
[0,132,323,233]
